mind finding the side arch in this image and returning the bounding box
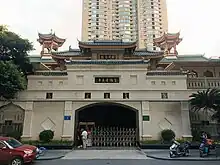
[0,103,25,136]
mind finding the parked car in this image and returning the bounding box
[0,136,38,165]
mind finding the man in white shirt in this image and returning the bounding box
[81,129,88,149]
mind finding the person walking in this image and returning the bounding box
[81,128,88,149]
[77,128,83,148]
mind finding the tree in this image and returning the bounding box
[189,88,220,122]
[0,25,34,75]
[0,61,26,99]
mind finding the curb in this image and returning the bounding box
[36,155,65,161]
[146,155,220,161]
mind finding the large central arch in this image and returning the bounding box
[74,102,139,147]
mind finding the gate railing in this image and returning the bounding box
[0,123,23,136]
[89,127,137,147]
[191,123,220,139]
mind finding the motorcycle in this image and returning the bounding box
[169,140,190,158]
[36,147,47,159]
[199,138,214,157]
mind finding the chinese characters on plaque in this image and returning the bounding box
[100,55,116,60]
[95,77,120,83]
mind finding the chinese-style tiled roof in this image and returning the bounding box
[65,60,150,65]
[146,71,186,76]
[134,49,164,56]
[160,54,209,63]
[153,32,183,47]
[50,48,163,57]
[29,55,56,63]
[52,49,81,56]
[79,40,137,46]
[37,32,66,46]
[32,71,68,76]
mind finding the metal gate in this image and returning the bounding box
[0,104,24,136]
[90,126,137,147]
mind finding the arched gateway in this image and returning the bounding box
[74,102,139,147]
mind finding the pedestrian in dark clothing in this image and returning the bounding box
[77,129,83,148]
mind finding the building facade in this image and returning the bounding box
[81,0,168,50]
[0,32,219,144]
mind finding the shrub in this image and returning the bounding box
[191,130,201,142]
[39,130,54,143]
[161,129,175,143]
[6,131,22,141]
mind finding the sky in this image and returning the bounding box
[0,0,219,57]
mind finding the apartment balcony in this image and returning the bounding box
[187,77,220,89]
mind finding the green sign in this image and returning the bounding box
[143,115,150,121]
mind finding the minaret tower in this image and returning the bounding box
[37,30,66,59]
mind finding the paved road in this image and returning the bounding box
[35,159,220,165]
[62,149,148,159]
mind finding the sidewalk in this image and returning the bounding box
[143,149,220,161]
[36,150,71,160]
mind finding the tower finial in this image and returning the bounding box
[50,29,53,34]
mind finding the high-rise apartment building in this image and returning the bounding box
[81,0,168,50]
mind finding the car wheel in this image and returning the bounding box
[10,157,23,165]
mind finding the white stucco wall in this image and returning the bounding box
[0,64,193,141]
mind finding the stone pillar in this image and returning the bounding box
[181,101,192,139]
[141,101,152,141]
[21,102,34,141]
[138,105,143,141]
[62,101,74,141]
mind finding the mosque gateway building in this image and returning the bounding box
[0,32,220,146]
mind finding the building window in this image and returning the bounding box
[161,93,168,99]
[161,81,166,85]
[151,81,156,85]
[123,93,129,99]
[85,93,91,99]
[104,93,110,99]
[46,93,53,99]
[172,81,176,85]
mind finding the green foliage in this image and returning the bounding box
[0,61,26,99]
[189,88,220,123]
[191,129,202,142]
[189,88,220,112]
[161,129,175,142]
[0,25,34,75]
[211,107,220,123]
[6,131,22,141]
[39,130,54,143]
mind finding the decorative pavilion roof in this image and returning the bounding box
[154,32,182,43]
[78,40,137,49]
[37,32,66,46]
[153,32,183,49]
